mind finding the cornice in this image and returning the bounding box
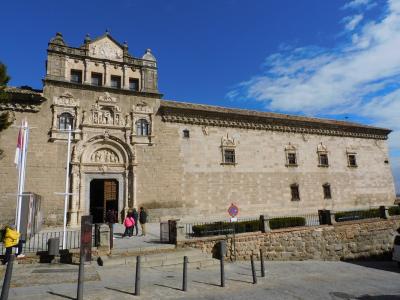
[160,106,390,140]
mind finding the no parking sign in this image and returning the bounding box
[228,203,239,222]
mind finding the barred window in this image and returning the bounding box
[110,75,121,88]
[287,153,297,166]
[136,119,150,136]
[183,129,190,138]
[323,183,332,199]
[347,154,357,167]
[70,69,82,84]
[58,112,74,130]
[318,153,329,167]
[224,149,236,164]
[290,184,300,201]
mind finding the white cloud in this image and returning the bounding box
[228,0,400,192]
[343,14,364,31]
[343,0,377,10]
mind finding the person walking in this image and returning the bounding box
[106,208,117,240]
[122,212,135,238]
[132,208,139,236]
[2,225,24,265]
[139,207,148,236]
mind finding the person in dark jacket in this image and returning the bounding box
[139,207,148,236]
[105,209,117,239]
[132,208,139,236]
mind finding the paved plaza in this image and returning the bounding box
[1,259,400,299]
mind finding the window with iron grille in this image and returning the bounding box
[224,149,236,164]
[183,129,190,138]
[91,72,103,86]
[347,154,357,167]
[323,183,332,199]
[290,184,300,201]
[318,153,329,167]
[136,119,150,136]
[287,152,297,166]
[129,78,139,91]
[58,112,74,130]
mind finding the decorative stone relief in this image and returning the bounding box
[89,37,123,61]
[50,92,80,141]
[54,92,80,107]
[85,94,124,127]
[221,133,236,148]
[202,126,209,135]
[133,101,152,114]
[317,142,328,153]
[90,149,119,163]
[98,92,117,103]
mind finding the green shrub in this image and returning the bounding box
[334,208,380,222]
[269,217,306,230]
[389,206,400,216]
[192,220,260,237]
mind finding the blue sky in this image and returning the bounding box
[1,0,399,193]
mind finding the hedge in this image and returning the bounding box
[192,220,260,237]
[389,206,400,216]
[334,208,380,222]
[269,216,306,230]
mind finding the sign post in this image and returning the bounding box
[227,203,239,261]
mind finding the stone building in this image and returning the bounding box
[0,32,396,226]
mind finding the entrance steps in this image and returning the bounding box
[97,247,219,269]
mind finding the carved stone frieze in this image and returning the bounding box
[53,92,80,107]
[91,148,120,163]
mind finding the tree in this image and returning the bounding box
[0,62,12,157]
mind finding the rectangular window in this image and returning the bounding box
[110,75,121,89]
[129,78,139,91]
[70,69,82,84]
[183,129,190,138]
[91,72,103,86]
[318,153,329,167]
[224,149,236,164]
[287,153,297,166]
[290,184,300,201]
[323,184,332,199]
[348,154,357,167]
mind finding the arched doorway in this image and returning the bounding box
[69,134,135,226]
[90,178,119,223]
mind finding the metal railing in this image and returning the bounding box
[0,230,81,254]
[334,208,380,222]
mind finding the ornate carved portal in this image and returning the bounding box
[68,134,135,226]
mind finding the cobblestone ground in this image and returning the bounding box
[1,260,400,299]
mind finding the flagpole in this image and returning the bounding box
[15,120,23,228]
[62,125,72,250]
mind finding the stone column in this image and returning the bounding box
[98,224,110,253]
[51,108,57,129]
[124,169,130,217]
[84,59,90,84]
[259,215,271,233]
[122,65,128,89]
[103,62,109,86]
[379,206,390,219]
[69,166,80,227]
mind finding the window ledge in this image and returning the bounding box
[221,162,237,166]
[318,164,329,168]
[291,198,300,201]
[348,165,358,168]
[286,164,298,167]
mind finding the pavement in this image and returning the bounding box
[2,259,400,299]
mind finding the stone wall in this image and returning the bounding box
[178,218,400,261]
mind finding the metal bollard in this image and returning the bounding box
[135,256,141,296]
[220,249,225,287]
[77,253,85,300]
[182,256,188,291]
[251,255,257,284]
[0,255,14,300]
[260,249,265,278]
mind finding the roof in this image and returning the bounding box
[160,99,391,139]
[1,87,46,112]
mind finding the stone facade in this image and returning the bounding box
[178,218,400,261]
[0,32,396,226]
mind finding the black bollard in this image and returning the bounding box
[0,255,14,300]
[260,249,265,278]
[220,242,225,288]
[77,253,85,300]
[135,256,141,296]
[251,255,257,284]
[182,256,188,291]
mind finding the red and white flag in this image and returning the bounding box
[14,119,26,168]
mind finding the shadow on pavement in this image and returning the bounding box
[104,286,134,296]
[192,280,221,287]
[331,291,400,299]
[226,278,253,284]
[343,260,400,274]
[47,291,75,299]
[154,283,182,291]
